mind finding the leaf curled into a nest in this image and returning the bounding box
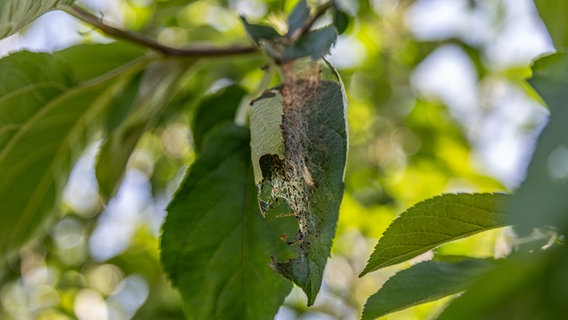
[249,59,348,304]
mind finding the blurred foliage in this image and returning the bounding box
[0,0,549,319]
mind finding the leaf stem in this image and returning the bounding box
[61,4,258,57]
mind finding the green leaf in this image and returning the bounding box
[508,53,568,234]
[333,8,349,35]
[534,0,568,49]
[102,72,143,133]
[53,42,147,82]
[362,257,495,320]
[361,193,508,276]
[192,85,247,152]
[0,0,74,40]
[54,42,148,133]
[240,16,281,45]
[251,61,348,304]
[282,26,338,62]
[0,51,148,259]
[436,250,568,320]
[287,0,310,36]
[95,60,188,200]
[160,123,293,320]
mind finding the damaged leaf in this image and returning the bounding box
[249,89,285,186]
[249,59,348,304]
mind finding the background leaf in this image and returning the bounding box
[333,8,350,35]
[534,0,568,49]
[0,0,74,40]
[361,193,508,276]
[362,257,495,320]
[507,53,568,234]
[0,50,148,259]
[53,42,147,82]
[240,17,281,45]
[282,26,338,62]
[160,123,294,320]
[287,0,310,36]
[95,60,189,200]
[192,85,246,152]
[436,249,568,320]
[53,43,147,133]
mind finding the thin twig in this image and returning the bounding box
[290,0,336,42]
[62,4,258,57]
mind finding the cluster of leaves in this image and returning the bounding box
[357,1,568,318]
[1,0,567,319]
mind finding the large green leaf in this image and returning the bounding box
[192,85,246,152]
[534,0,568,49]
[54,42,147,82]
[160,123,294,320]
[0,0,74,40]
[250,60,348,304]
[361,193,508,276]
[54,42,148,133]
[0,50,149,260]
[95,60,188,200]
[508,53,568,234]
[362,257,495,320]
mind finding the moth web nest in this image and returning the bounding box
[276,60,322,244]
[281,61,320,186]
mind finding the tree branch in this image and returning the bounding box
[62,4,258,57]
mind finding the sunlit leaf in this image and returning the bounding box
[362,257,495,320]
[95,60,188,200]
[0,0,74,40]
[249,89,285,185]
[251,60,348,304]
[508,53,568,234]
[282,26,338,62]
[361,193,508,276]
[0,51,149,259]
[192,85,246,152]
[160,123,293,320]
[534,0,568,49]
